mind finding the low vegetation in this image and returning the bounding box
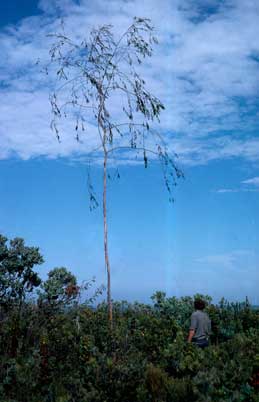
[1,234,259,402]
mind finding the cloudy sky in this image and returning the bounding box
[0,0,258,303]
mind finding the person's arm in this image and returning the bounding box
[187,329,195,343]
[188,313,197,342]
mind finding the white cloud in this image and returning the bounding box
[216,188,240,193]
[196,249,257,270]
[215,175,259,194]
[242,177,259,187]
[215,188,259,193]
[0,0,259,165]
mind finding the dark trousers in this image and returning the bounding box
[192,338,209,349]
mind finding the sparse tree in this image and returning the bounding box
[45,17,183,326]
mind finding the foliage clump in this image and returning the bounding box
[1,234,259,401]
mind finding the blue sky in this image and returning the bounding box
[0,0,259,304]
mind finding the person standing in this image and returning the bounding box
[188,299,211,348]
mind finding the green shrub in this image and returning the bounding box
[1,235,259,401]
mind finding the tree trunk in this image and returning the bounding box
[103,151,113,327]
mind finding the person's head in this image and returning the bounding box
[194,298,206,310]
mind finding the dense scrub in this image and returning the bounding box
[1,234,259,402]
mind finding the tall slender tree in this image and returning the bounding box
[45,17,183,326]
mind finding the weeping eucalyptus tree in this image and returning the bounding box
[45,17,183,326]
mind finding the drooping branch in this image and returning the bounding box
[44,18,183,325]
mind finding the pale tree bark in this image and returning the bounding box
[98,84,113,326]
[103,150,113,326]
